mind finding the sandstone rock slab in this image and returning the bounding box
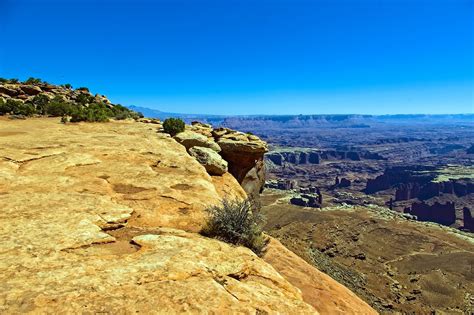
[174,130,221,152]
[190,145,228,175]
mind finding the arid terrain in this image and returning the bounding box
[0,116,377,314]
[211,114,473,313]
[261,191,474,314]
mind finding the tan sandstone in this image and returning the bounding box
[263,237,378,315]
[0,118,316,314]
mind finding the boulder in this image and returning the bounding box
[174,130,221,152]
[189,146,228,175]
[94,93,111,104]
[0,84,20,96]
[189,121,213,137]
[216,132,268,199]
[20,85,42,95]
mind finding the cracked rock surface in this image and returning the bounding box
[0,118,315,314]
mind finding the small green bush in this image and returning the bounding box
[46,97,73,116]
[14,102,36,116]
[32,94,50,115]
[63,83,72,89]
[201,199,267,255]
[76,93,94,105]
[163,118,185,136]
[9,78,19,84]
[1,99,23,115]
[25,77,42,85]
[0,98,7,114]
[0,78,8,84]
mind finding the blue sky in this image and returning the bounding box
[1,0,473,115]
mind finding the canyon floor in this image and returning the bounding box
[261,190,474,314]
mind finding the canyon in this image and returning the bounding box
[0,116,375,314]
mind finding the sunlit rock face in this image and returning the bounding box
[0,118,316,314]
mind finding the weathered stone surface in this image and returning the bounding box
[190,146,228,175]
[0,84,20,96]
[1,226,316,314]
[174,130,221,152]
[20,85,42,95]
[213,128,268,198]
[263,237,377,315]
[211,172,247,201]
[0,118,317,314]
[189,121,213,137]
[0,118,228,233]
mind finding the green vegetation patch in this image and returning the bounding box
[432,165,474,182]
[163,117,185,136]
[201,199,267,255]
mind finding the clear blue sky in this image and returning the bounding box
[1,0,473,115]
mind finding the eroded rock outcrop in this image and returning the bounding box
[263,238,377,315]
[0,117,380,314]
[189,146,228,175]
[463,207,474,232]
[169,123,268,199]
[0,118,316,314]
[213,128,268,199]
[404,201,456,226]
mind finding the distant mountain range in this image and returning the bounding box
[127,105,474,128]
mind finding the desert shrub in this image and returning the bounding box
[13,102,36,116]
[111,104,132,120]
[77,87,89,92]
[0,98,8,114]
[9,78,19,84]
[0,78,8,84]
[201,199,267,255]
[84,103,111,122]
[32,94,50,114]
[1,99,23,115]
[76,93,94,105]
[46,97,73,116]
[63,83,72,89]
[25,77,42,85]
[163,117,185,136]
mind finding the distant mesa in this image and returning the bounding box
[266,149,385,167]
[463,207,474,232]
[404,201,456,226]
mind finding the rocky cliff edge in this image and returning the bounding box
[0,117,375,314]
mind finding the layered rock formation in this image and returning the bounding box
[213,128,268,199]
[263,238,377,315]
[404,201,456,226]
[266,149,385,167]
[290,194,322,208]
[0,81,113,109]
[0,118,314,313]
[463,207,474,232]
[171,123,268,199]
[366,166,474,200]
[0,117,379,314]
